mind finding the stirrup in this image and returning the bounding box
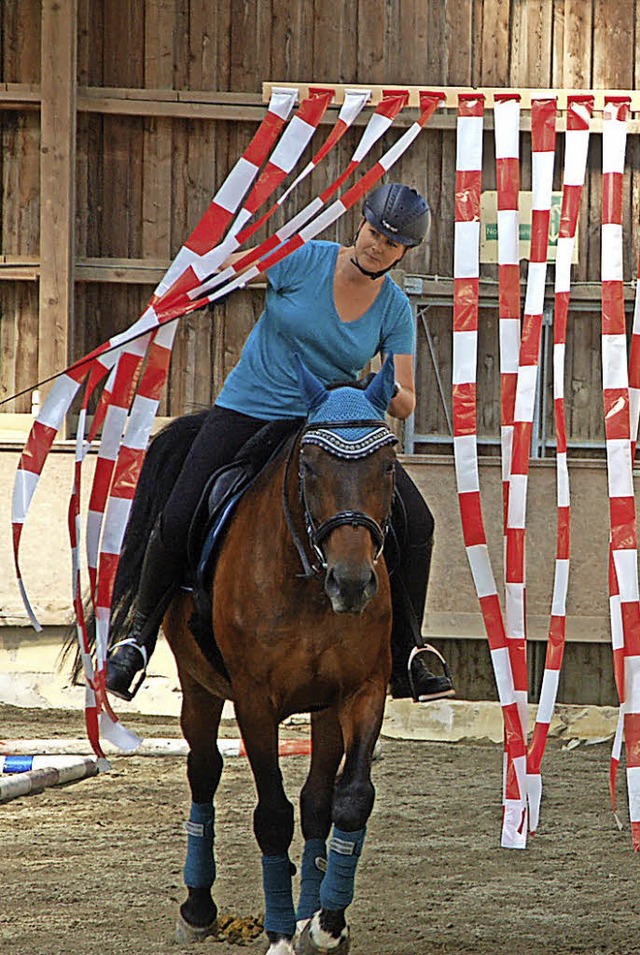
[106,638,149,701]
[407,644,455,703]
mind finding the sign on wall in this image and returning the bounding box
[480,191,579,264]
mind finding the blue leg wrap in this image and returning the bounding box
[262,854,296,938]
[296,838,327,922]
[183,802,216,889]
[319,826,366,912]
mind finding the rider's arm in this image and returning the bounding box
[385,353,416,420]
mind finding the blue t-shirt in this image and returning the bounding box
[217,240,415,420]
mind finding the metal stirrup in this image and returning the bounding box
[406,644,453,702]
[109,637,149,669]
[108,638,149,699]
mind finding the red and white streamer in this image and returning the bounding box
[493,94,523,832]
[493,93,521,538]
[193,92,444,308]
[195,89,410,297]
[84,87,337,750]
[451,93,528,848]
[527,95,593,833]
[611,239,640,821]
[13,86,441,756]
[600,96,640,850]
[13,85,300,753]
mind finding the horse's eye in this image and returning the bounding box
[385,461,395,475]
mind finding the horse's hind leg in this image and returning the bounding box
[175,672,225,943]
[296,708,344,931]
[298,684,386,954]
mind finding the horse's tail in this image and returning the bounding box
[63,410,208,679]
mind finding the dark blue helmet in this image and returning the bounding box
[363,183,430,247]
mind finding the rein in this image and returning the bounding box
[281,420,394,578]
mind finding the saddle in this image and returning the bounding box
[186,418,303,592]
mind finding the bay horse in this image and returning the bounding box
[103,356,399,954]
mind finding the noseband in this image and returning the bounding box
[283,419,397,577]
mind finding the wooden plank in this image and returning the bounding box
[511,0,553,87]
[0,83,40,106]
[444,0,474,86]
[270,0,315,82]
[593,0,634,89]
[561,0,593,87]
[481,0,510,86]
[143,0,174,266]
[188,0,218,91]
[354,0,385,85]
[263,81,640,111]
[102,3,144,87]
[0,283,39,413]
[38,0,77,395]
[2,0,41,83]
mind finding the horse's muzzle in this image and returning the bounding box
[324,562,378,614]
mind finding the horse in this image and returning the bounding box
[91,355,399,954]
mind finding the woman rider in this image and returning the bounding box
[106,182,455,704]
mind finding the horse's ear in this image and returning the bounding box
[294,354,328,412]
[364,353,396,414]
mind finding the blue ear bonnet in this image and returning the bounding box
[295,355,399,459]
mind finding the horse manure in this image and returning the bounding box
[216,912,265,945]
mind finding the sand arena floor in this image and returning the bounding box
[1,703,638,955]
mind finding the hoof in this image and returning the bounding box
[175,912,219,944]
[294,922,350,955]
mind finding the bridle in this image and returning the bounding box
[283,419,397,577]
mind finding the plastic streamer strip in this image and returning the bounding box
[155,86,336,313]
[600,96,640,850]
[502,97,557,841]
[493,93,522,822]
[451,93,528,849]
[85,88,330,589]
[493,94,521,543]
[527,95,594,833]
[611,240,640,822]
[14,86,299,756]
[188,86,379,293]
[176,91,445,318]
[85,88,338,751]
[194,89,410,298]
[11,85,299,637]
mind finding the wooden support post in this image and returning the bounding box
[38,0,77,405]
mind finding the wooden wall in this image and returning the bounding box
[2,0,640,445]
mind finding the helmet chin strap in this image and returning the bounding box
[350,254,403,280]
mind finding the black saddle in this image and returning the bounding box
[186,417,303,591]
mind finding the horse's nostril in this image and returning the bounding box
[325,563,378,612]
[325,567,340,597]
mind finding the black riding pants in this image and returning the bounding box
[158,404,434,641]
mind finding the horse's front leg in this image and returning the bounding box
[234,694,297,954]
[297,682,386,954]
[296,707,344,933]
[175,671,225,943]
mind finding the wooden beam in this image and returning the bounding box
[38,0,77,398]
[263,81,640,112]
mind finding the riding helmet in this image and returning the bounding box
[362,183,430,247]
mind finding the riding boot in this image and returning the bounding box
[388,538,455,703]
[106,521,181,701]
